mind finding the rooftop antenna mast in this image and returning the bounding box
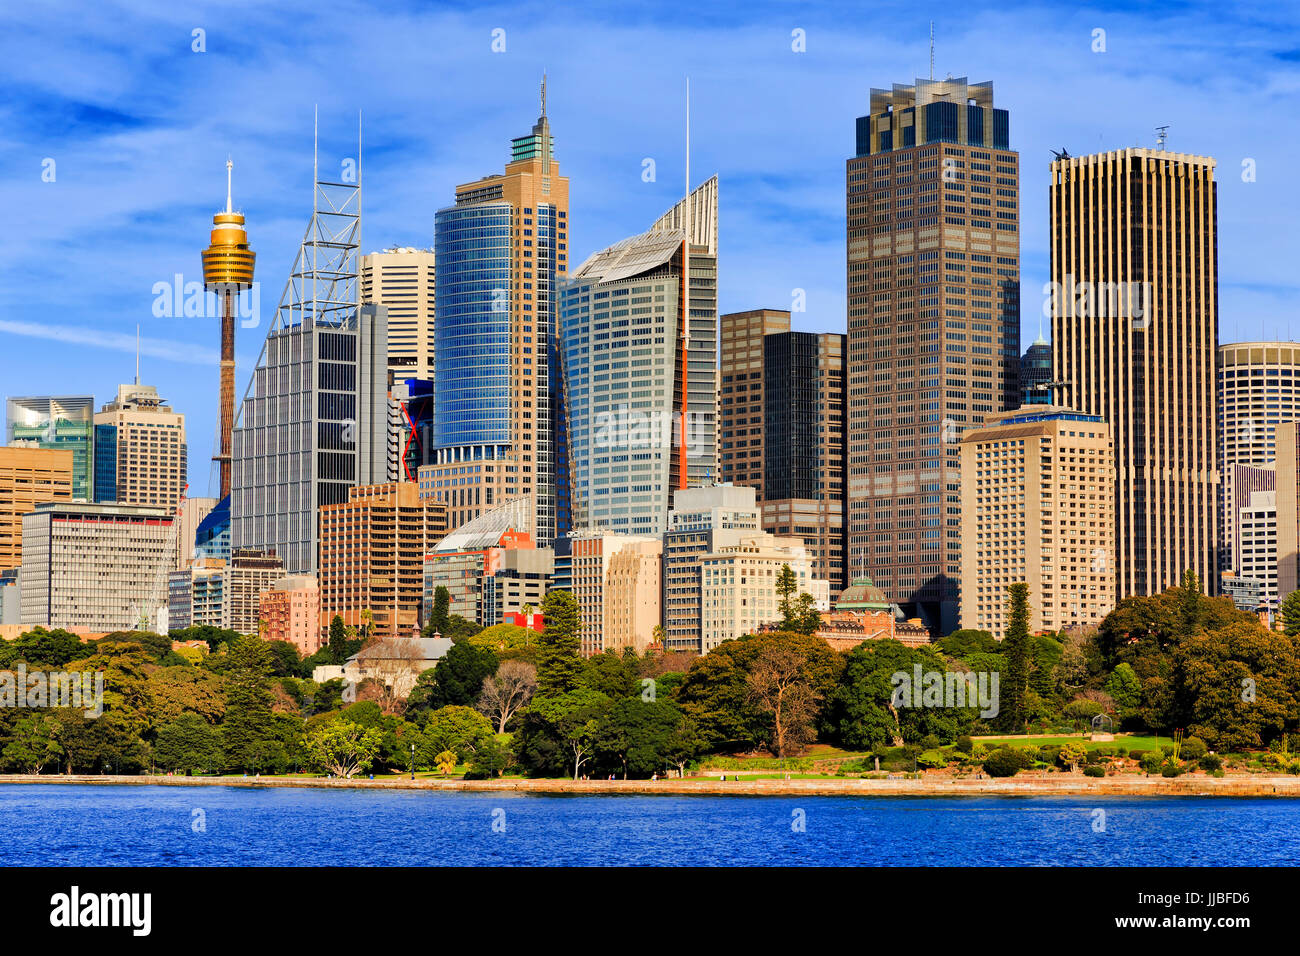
[135,324,140,385]
[929,21,934,80]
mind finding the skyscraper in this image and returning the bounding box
[6,396,96,501]
[846,76,1020,631]
[93,382,187,510]
[719,308,790,496]
[424,82,569,543]
[1216,342,1300,575]
[231,141,388,574]
[1051,147,1219,596]
[1019,334,1052,405]
[559,179,720,534]
[761,330,848,595]
[362,248,436,483]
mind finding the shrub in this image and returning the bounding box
[1181,737,1208,761]
[1198,753,1222,773]
[1038,745,1063,765]
[954,735,974,755]
[1127,749,1149,762]
[982,749,1024,780]
[1084,750,1108,766]
[1160,744,1175,757]
[1083,764,1106,778]
[1160,760,1187,778]
[1095,746,1118,757]
[920,734,942,751]
[1211,768,1226,778]
[1140,752,1163,775]
[917,749,948,770]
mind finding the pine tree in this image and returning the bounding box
[537,589,583,697]
[328,614,348,664]
[1001,583,1032,734]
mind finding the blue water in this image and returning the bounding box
[2,785,1297,865]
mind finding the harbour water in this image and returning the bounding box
[2,785,1295,866]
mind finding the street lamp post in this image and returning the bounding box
[410,743,416,780]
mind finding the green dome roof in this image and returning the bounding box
[836,577,889,611]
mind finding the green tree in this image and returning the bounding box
[775,564,798,621]
[423,705,494,763]
[304,720,383,778]
[522,689,611,779]
[1103,662,1142,721]
[2,714,63,773]
[537,589,584,697]
[427,642,499,708]
[328,615,349,665]
[221,637,284,773]
[430,586,452,633]
[153,713,221,774]
[593,698,686,778]
[1000,583,1032,733]
[1281,590,1300,637]
[465,734,511,779]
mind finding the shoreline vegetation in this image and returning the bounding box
[4,772,1300,797]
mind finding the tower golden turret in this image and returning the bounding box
[201,159,255,501]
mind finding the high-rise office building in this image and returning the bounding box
[0,447,73,573]
[567,530,661,657]
[362,247,437,382]
[560,179,720,535]
[761,330,848,595]
[231,157,388,574]
[719,308,791,496]
[7,396,96,501]
[1019,335,1052,405]
[1238,490,1278,613]
[425,83,570,543]
[958,406,1116,637]
[846,76,1020,632]
[1275,421,1300,600]
[661,483,760,652]
[362,248,437,484]
[1051,147,1219,597]
[21,501,176,631]
[1217,342,1300,574]
[93,383,187,510]
[317,482,448,639]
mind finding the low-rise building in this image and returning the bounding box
[260,575,322,655]
[699,532,829,652]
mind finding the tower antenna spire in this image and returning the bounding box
[929,21,934,80]
[135,324,140,385]
[225,156,233,214]
[541,71,547,117]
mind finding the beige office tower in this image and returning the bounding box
[1217,342,1300,575]
[603,538,663,655]
[94,383,187,510]
[0,447,73,573]
[846,77,1020,633]
[567,531,660,657]
[1050,147,1219,597]
[719,309,791,497]
[362,248,436,482]
[1276,422,1300,601]
[959,406,1115,636]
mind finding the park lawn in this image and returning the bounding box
[973,733,1165,751]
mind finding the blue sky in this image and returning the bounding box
[2,0,1298,494]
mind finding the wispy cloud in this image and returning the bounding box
[0,320,218,367]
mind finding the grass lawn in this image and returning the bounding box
[974,733,1165,751]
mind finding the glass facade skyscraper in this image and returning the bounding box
[422,85,570,542]
[6,396,96,501]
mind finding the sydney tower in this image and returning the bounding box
[200,160,255,500]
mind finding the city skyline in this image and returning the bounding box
[3,2,1298,491]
